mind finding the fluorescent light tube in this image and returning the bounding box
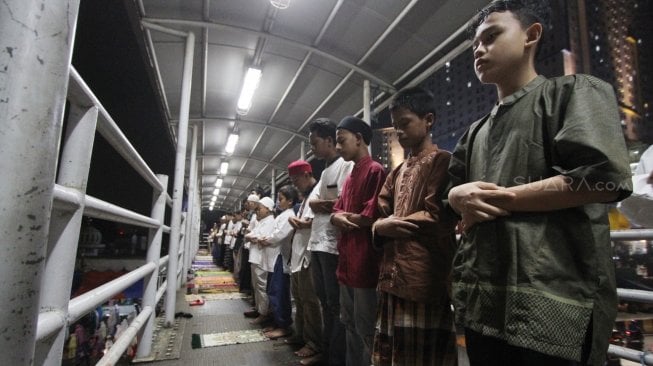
[220,161,229,175]
[225,133,239,154]
[237,67,262,115]
[214,178,223,187]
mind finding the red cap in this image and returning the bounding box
[288,160,312,176]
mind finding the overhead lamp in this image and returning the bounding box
[208,206,214,211]
[214,177,223,187]
[237,67,262,115]
[211,196,217,202]
[225,132,239,154]
[270,0,290,9]
[213,188,220,195]
[220,161,229,175]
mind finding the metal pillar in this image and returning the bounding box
[0,0,80,363]
[136,175,168,359]
[300,142,305,160]
[183,125,199,279]
[271,168,277,200]
[37,105,99,366]
[363,79,371,124]
[165,31,195,326]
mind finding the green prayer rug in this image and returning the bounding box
[191,329,269,349]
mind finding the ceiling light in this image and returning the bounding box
[208,206,214,211]
[213,188,220,195]
[220,161,229,175]
[237,67,262,115]
[214,178,223,187]
[270,0,290,9]
[211,196,217,202]
[225,132,239,154]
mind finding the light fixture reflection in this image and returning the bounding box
[237,67,262,115]
[270,0,290,9]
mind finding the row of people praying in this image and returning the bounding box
[210,1,635,365]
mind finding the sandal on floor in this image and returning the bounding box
[294,345,317,357]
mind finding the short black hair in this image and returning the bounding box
[277,185,299,206]
[468,0,552,38]
[309,118,337,143]
[390,86,436,119]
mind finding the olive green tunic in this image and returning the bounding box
[449,74,632,365]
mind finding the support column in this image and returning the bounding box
[183,125,199,279]
[363,79,371,124]
[135,175,169,359]
[0,0,80,363]
[271,168,276,200]
[165,31,195,326]
[36,105,99,366]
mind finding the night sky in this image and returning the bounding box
[71,0,175,217]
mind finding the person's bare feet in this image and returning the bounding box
[294,345,318,357]
[263,327,292,339]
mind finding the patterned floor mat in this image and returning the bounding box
[133,316,186,362]
[185,293,248,302]
[191,329,269,349]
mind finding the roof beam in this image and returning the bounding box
[141,18,394,89]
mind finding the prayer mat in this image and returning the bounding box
[133,316,186,362]
[191,329,269,349]
[193,270,231,277]
[190,272,239,293]
[185,293,247,302]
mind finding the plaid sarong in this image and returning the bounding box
[372,292,458,366]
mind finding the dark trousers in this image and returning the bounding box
[267,255,292,329]
[311,251,346,366]
[239,248,252,291]
[465,328,591,366]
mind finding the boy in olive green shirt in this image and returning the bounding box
[448,1,632,365]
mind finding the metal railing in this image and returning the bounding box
[610,228,653,365]
[30,63,194,365]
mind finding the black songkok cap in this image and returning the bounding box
[337,116,372,145]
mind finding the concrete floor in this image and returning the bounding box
[135,288,471,366]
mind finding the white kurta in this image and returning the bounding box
[259,208,295,273]
[308,157,353,254]
[248,215,274,265]
[290,195,315,273]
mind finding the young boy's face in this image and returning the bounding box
[472,11,529,85]
[335,129,360,162]
[390,106,433,150]
[309,132,333,160]
[256,204,270,219]
[277,193,293,210]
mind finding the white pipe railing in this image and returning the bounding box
[29,56,192,364]
[96,306,154,366]
[610,230,653,365]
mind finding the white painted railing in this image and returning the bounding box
[610,229,653,365]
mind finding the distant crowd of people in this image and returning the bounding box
[205,1,649,365]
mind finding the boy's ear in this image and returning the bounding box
[425,112,435,128]
[525,22,543,50]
